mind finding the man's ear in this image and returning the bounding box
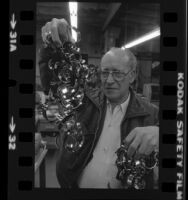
[129,70,136,84]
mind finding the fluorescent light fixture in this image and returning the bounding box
[121,28,160,49]
[69,2,78,42]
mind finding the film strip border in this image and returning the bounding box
[160,1,186,200]
[8,0,186,200]
[9,0,35,197]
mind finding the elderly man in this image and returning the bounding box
[39,18,159,189]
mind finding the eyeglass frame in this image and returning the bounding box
[100,68,132,82]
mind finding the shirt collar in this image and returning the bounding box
[107,92,130,114]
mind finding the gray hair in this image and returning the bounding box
[102,47,137,71]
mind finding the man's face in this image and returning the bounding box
[100,53,133,103]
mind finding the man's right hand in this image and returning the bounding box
[41,18,75,47]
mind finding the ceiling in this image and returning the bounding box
[37,2,160,54]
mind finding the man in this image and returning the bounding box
[39,18,159,189]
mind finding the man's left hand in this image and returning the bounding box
[124,126,159,159]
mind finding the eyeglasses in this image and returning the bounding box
[100,69,132,82]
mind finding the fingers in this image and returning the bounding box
[134,140,151,160]
[58,20,68,43]
[124,126,159,160]
[67,25,75,43]
[41,18,71,47]
[141,143,153,156]
[127,136,141,158]
[51,18,62,47]
[124,127,150,158]
[41,22,51,44]
[124,128,138,158]
[41,26,45,43]
[136,127,159,157]
[58,19,75,43]
[123,128,137,149]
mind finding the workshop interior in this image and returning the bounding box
[35,2,160,188]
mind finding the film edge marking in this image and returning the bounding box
[176,72,184,200]
[8,116,16,151]
[10,13,17,52]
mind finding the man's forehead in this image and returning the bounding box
[101,51,131,69]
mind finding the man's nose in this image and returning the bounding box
[106,73,114,83]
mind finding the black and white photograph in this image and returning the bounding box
[35,2,160,189]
